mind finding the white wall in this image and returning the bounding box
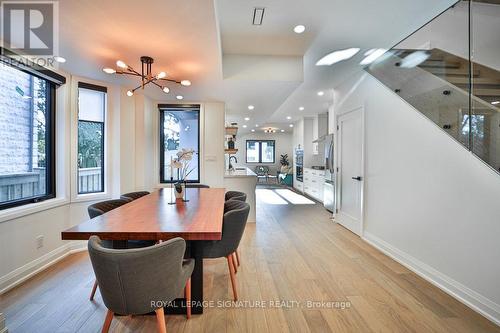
[233,132,293,175]
[331,70,500,325]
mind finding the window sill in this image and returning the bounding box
[0,197,69,224]
[71,192,111,204]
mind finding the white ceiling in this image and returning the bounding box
[56,0,457,135]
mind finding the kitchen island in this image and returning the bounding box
[224,167,257,222]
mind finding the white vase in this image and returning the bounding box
[174,183,184,199]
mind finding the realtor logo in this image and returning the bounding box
[1,1,58,56]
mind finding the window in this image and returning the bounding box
[77,82,106,194]
[0,63,56,210]
[246,140,275,163]
[159,105,200,183]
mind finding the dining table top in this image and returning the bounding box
[61,187,225,241]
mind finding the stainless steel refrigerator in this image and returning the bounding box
[323,134,335,212]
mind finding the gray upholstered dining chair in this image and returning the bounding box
[199,200,250,301]
[88,236,194,333]
[225,190,247,202]
[87,198,155,301]
[120,191,150,201]
[224,191,247,270]
[87,198,132,219]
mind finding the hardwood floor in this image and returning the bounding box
[1,187,499,332]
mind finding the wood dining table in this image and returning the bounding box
[61,187,226,315]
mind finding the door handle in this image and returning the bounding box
[352,176,362,181]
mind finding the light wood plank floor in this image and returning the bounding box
[1,187,499,332]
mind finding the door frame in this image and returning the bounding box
[335,106,365,236]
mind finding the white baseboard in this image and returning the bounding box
[0,241,87,295]
[362,232,500,327]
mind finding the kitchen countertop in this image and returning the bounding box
[224,167,257,178]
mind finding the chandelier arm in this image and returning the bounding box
[157,78,181,84]
[116,71,142,77]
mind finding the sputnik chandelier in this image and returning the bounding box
[102,56,191,99]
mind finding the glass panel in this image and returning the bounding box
[0,64,50,205]
[246,141,260,163]
[471,0,500,172]
[78,87,105,194]
[365,0,470,148]
[261,141,275,163]
[162,109,200,182]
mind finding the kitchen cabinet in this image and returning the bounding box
[303,168,324,202]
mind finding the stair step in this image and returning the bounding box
[446,76,500,85]
[430,68,480,77]
[419,60,461,69]
[471,88,500,97]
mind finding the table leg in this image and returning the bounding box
[164,241,204,315]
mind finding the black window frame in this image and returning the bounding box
[159,104,201,183]
[0,61,57,210]
[246,140,276,164]
[77,82,107,194]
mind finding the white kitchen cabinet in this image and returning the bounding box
[303,168,324,202]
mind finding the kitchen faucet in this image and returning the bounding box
[229,155,238,170]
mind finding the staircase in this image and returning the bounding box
[364,0,500,173]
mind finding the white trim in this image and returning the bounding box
[0,241,86,295]
[0,197,68,224]
[69,76,114,203]
[363,232,500,327]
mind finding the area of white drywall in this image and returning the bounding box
[331,70,500,325]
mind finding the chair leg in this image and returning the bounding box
[155,307,167,333]
[185,278,191,319]
[101,309,114,333]
[90,280,98,301]
[227,255,238,301]
[232,253,238,274]
[235,249,241,267]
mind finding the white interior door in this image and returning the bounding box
[337,108,364,236]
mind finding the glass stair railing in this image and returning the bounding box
[364,0,500,174]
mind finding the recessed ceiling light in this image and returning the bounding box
[243,125,247,128]
[244,117,250,121]
[316,47,360,66]
[248,105,254,110]
[126,90,133,97]
[317,91,324,96]
[281,129,285,132]
[289,124,294,128]
[181,80,191,86]
[255,124,259,127]
[251,129,255,132]
[116,60,128,69]
[103,68,116,74]
[491,101,499,105]
[162,87,170,93]
[360,48,387,65]
[299,106,304,111]
[54,56,66,63]
[286,116,292,120]
[293,25,306,34]
[176,95,184,100]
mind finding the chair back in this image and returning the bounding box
[87,199,131,219]
[120,191,150,201]
[255,165,269,176]
[225,190,247,202]
[88,236,190,315]
[219,201,250,255]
